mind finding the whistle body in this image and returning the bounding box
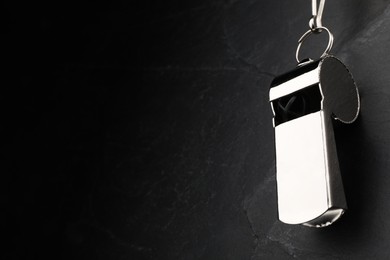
[269,56,360,227]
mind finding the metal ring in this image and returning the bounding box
[295,26,334,63]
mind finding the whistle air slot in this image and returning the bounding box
[272,84,322,126]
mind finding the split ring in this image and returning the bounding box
[295,27,334,63]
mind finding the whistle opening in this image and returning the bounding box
[271,84,323,126]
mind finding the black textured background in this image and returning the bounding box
[3,0,390,259]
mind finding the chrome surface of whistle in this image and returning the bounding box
[269,56,360,227]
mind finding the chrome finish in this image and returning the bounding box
[310,0,326,31]
[269,56,360,227]
[296,27,333,64]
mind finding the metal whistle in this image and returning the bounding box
[269,56,360,227]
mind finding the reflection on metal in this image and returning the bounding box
[310,0,326,30]
[269,56,360,227]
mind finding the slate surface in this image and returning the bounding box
[4,0,390,259]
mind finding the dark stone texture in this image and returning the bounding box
[3,0,390,259]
